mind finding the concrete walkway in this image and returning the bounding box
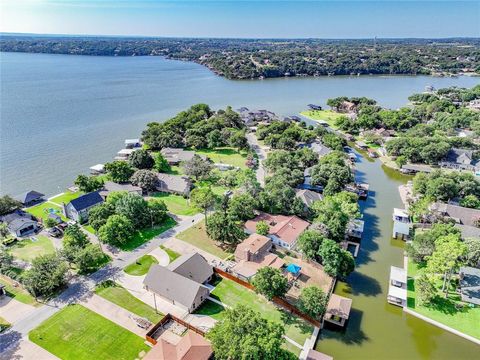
[148,247,170,266]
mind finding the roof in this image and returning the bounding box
[244,212,310,245]
[401,164,433,173]
[167,253,213,284]
[125,138,140,144]
[99,181,142,196]
[295,189,323,207]
[309,141,332,157]
[306,349,334,360]
[235,233,271,257]
[160,148,198,163]
[356,141,368,148]
[144,330,213,360]
[325,294,352,320]
[117,148,136,155]
[144,264,209,309]
[390,266,407,284]
[388,284,407,301]
[68,191,103,211]
[0,211,37,231]
[156,173,191,194]
[89,164,104,172]
[14,190,44,205]
[456,224,480,239]
[232,254,284,279]
[393,208,409,218]
[432,202,480,227]
[347,219,364,233]
[446,148,473,164]
[459,267,480,304]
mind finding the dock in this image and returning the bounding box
[387,266,407,307]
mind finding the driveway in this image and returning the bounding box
[0,338,59,360]
[246,133,267,186]
[148,247,170,266]
[0,296,36,324]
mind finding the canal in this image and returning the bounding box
[316,153,480,359]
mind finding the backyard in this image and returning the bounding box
[49,191,82,206]
[29,304,150,360]
[124,255,158,276]
[300,109,344,129]
[407,260,480,340]
[26,202,67,222]
[176,220,231,259]
[195,147,248,169]
[8,235,55,263]
[95,281,163,323]
[152,192,199,216]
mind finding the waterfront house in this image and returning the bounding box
[160,148,199,165]
[143,253,212,313]
[459,266,480,305]
[14,190,45,207]
[387,266,407,307]
[156,173,192,196]
[429,202,480,227]
[295,189,323,208]
[98,181,143,199]
[231,233,285,281]
[63,191,103,223]
[439,148,479,172]
[309,141,332,157]
[89,164,105,175]
[392,208,411,240]
[0,210,39,237]
[244,212,310,250]
[324,294,352,328]
[125,138,142,149]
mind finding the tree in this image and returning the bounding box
[460,194,480,209]
[252,267,288,300]
[227,193,256,221]
[319,239,355,278]
[0,195,22,216]
[98,214,134,246]
[207,305,294,360]
[0,223,9,239]
[0,250,14,274]
[182,155,213,180]
[105,161,134,183]
[75,245,106,274]
[130,169,158,191]
[190,187,217,225]
[207,211,245,245]
[298,286,327,318]
[22,254,68,298]
[297,230,327,260]
[229,130,249,150]
[63,224,89,248]
[464,237,480,268]
[88,203,115,231]
[154,152,171,172]
[416,273,437,305]
[115,192,150,228]
[147,198,168,226]
[44,217,58,228]
[128,149,154,169]
[74,174,104,193]
[256,221,270,236]
[426,234,467,297]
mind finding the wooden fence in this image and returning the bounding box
[146,313,206,345]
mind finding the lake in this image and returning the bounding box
[1,51,480,359]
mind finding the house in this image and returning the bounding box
[231,233,285,280]
[309,141,332,157]
[244,212,310,250]
[98,181,143,199]
[89,164,105,175]
[144,330,213,360]
[346,219,364,241]
[374,128,395,138]
[125,138,142,149]
[401,163,433,174]
[459,267,480,305]
[167,253,213,285]
[160,148,205,165]
[324,294,352,328]
[63,191,103,223]
[387,266,407,307]
[295,189,323,208]
[440,148,478,171]
[392,208,411,240]
[156,173,192,196]
[14,190,45,207]
[0,210,39,237]
[467,99,480,111]
[143,254,212,313]
[429,202,480,227]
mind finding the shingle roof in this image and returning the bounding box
[446,148,473,164]
[99,181,142,197]
[432,202,480,227]
[0,211,37,231]
[68,191,103,211]
[14,190,45,205]
[167,253,213,284]
[144,330,213,360]
[156,173,191,194]
[325,294,352,320]
[295,189,323,207]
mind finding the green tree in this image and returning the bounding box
[460,194,480,209]
[298,286,327,318]
[153,152,171,172]
[0,223,9,238]
[44,217,58,228]
[22,254,68,299]
[0,195,22,216]
[207,305,294,360]
[130,169,158,191]
[319,239,355,278]
[0,250,14,274]
[147,198,168,226]
[207,211,245,245]
[75,245,106,274]
[256,220,270,236]
[63,224,89,248]
[98,214,134,246]
[182,155,213,180]
[229,130,249,150]
[115,192,150,228]
[128,149,154,169]
[252,267,288,300]
[416,273,437,306]
[227,193,256,221]
[190,187,217,225]
[297,230,327,260]
[88,203,115,231]
[74,174,104,193]
[464,237,480,268]
[105,161,134,183]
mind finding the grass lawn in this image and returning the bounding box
[0,316,11,333]
[26,202,67,222]
[407,260,480,340]
[176,219,231,259]
[196,180,230,197]
[300,110,345,129]
[119,217,177,251]
[195,147,248,169]
[49,191,81,206]
[124,255,158,276]
[195,299,226,320]
[8,235,55,263]
[160,245,181,262]
[83,225,96,235]
[29,304,150,360]
[152,192,199,216]
[165,165,184,175]
[210,277,314,346]
[0,274,38,306]
[95,281,163,323]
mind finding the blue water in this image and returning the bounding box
[1,52,479,196]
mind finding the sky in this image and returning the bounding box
[1,0,479,39]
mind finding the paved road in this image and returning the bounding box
[246,132,266,186]
[0,213,203,355]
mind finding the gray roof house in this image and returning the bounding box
[440,148,479,171]
[295,189,323,208]
[308,141,332,157]
[430,202,480,227]
[14,190,45,207]
[0,210,39,237]
[63,191,104,223]
[143,252,213,313]
[459,267,480,305]
[160,148,206,165]
[156,173,192,196]
[98,181,143,199]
